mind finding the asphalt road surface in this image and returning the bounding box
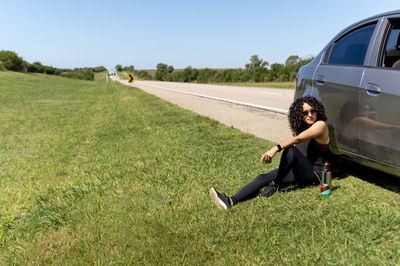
[109,72,294,143]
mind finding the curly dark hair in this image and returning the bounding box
[288,96,327,136]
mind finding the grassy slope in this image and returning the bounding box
[0,71,399,264]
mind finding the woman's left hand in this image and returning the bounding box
[260,147,278,164]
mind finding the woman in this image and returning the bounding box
[210,96,330,210]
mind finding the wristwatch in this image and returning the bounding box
[276,144,282,152]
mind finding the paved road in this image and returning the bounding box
[109,72,294,143]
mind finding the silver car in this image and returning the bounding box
[296,10,400,177]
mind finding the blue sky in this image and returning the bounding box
[1,0,399,70]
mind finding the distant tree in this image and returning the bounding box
[216,69,240,83]
[238,69,251,82]
[163,73,174,81]
[91,66,107,72]
[82,69,94,80]
[283,55,314,81]
[156,63,167,69]
[122,65,135,72]
[155,63,167,80]
[285,55,301,66]
[155,63,174,81]
[172,71,182,82]
[0,50,23,71]
[267,63,284,81]
[244,55,269,82]
[62,69,94,81]
[22,60,30,72]
[166,65,174,73]
[181,66,198,82]
[277,67,290,81]
[197,68,217,83]
[134,70,152,80]
[245,55,269,71]
[27,61,45,73]
[115,64,123,71]
[44,66,56,75]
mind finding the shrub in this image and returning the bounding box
[171,71,182,82]
[45,66,57,75]
[155,63,168,80]
[0,50,23,71]
[22,60,30,72]
[81,69,94,80]
[239,70,251,82]
[215,69,242,83]
[91,66,107,73]
[197,68,217,83]
[122,65,134,72]
[181,66,198,82]
[134,70,152,80]
[61,70,94,81]
[28,62,46,73]
[0,61,5,71]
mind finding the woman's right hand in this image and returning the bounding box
[260,146,278,164]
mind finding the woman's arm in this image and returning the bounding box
[260,121,328,164]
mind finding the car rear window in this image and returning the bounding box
[327,23,376,66]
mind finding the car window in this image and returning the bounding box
[381,20,400,68]
[328,23,376,66]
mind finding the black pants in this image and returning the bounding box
[231,146,320,204]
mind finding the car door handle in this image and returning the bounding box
[316,75,325,86]
[366,83,381,96]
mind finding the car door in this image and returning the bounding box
[312,22,378,155]
[359,18,400,168]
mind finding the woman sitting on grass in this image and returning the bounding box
[210,96,331,210]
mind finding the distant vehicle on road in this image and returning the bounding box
[295,10,400,177]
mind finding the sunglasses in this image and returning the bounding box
[302,109,316,116]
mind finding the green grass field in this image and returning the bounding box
[0,71,399,264]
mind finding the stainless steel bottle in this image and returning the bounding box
[320,162,332,196]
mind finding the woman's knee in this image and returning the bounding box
[254,173,269,183]
[284,146,300,161]
[254,170,277,185]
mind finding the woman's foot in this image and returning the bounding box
[257,182,278,198]
[210,187,232,210]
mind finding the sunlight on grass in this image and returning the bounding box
[0,71,399,264]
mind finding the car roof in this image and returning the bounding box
[363,9,400,21]
[348,9,400,28]
[328,10,400,44]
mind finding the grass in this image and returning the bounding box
[0,70,399,264]
[116,71,128,79]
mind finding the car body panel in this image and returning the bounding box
[360,67,400,168]
[296,10,400,177]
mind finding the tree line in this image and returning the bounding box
[114,64,153,80]
[0,50,107,81]
[117,55,313,83]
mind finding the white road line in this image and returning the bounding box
[133,83,289,115]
